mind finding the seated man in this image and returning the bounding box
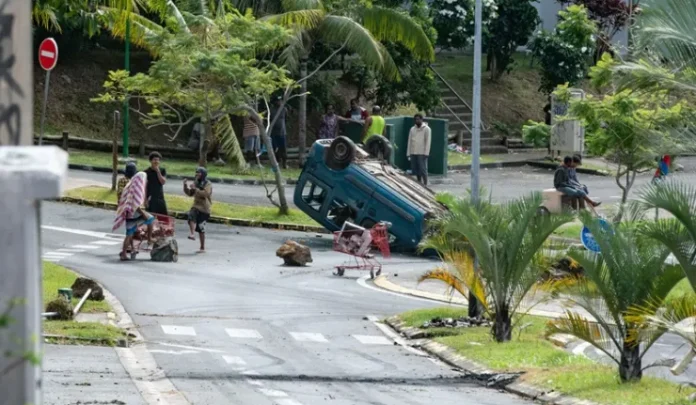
[569,154,588,194]
[554,156,600,209]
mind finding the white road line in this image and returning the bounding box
[353,335,392,345]
[161,325,196,336]
[356,274,461,305]
[149,342,224,353]
[148,350,199,355]
[56,248,86,253]
[72,244,101,249]
[258,388,288,397]
[572,341,591,357]
[246,379,264,387]
[42,252,73,257]
[222,356,247,366]
[289,332,328,343]
[241,370,260,376]
[225,328,263,339]
[367,315,428,357]
[42,225,120,239]
[276,399,304,405]
[91,240,122,246]
[42,258,61,262]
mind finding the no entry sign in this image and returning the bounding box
[38,38,58,71]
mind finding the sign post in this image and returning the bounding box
[38,38,59,146]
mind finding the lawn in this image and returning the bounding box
[552,222,583,240]
[68,149,303,181]
[43,262,125,345]
[447,152,501,167]
[64,186,318,226]
[398,308,695,405]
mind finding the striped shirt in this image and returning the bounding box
[243,117,259,138]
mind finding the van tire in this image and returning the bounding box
[364,135,393,162]
[326,136,356,170]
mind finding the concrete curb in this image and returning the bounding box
[58,196,328,234]
[525,160,611,177]
[69,163,300,186]
[385,316,601,405]
[447,161,530,171]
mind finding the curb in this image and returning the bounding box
[525,160,611,177]
[69,163,299,186]
[447,161,530,171]
[385,316,601,405]
[58,196,328,234]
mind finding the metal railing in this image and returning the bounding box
[429,64,487,131]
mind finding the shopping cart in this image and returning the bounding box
[130,213,175,259]
[333,221,391,279]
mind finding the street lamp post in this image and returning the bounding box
[469,0,483,318]
[123,17,131,158]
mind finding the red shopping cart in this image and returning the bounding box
[130,213,175,259]
[333,221,391,279]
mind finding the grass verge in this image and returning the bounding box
[43,262,124,346]
[64,186,317,226]
[552,222,583,240]
[68,149,303,181]
[398,308,695,405]
[447,152,501,167]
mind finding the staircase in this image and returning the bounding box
[429,66,508,154]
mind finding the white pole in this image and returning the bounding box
[468,0,483,319]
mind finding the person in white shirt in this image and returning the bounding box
[407,113,432,186]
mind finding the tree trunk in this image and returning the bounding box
[249,109,289,215]
[198,121,210,168]
[492,308,512,342]
[298,58,308,167]
[619,341,642,382]
[486,52,492,72]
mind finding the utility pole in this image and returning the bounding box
[123,16,131,158]
[469,0,483,319]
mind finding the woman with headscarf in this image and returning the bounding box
[183,167,213,252]
[114,171,155,260]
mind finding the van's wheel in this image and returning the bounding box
[364,135,393,162]
[326,136,356,170]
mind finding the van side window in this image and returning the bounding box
[327,199,357,227]
[301,181,326,211]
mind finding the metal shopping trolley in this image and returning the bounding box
[332,221,391,279]
[130,213,175,259]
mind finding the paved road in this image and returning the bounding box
[41,202,531,405]
[69,157,696,209]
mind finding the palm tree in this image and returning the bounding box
[421,192,573,342]
[263,0,435,164]
[548,214,685,382]
[632,181,696,375]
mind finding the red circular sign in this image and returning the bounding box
[38,38,59,71]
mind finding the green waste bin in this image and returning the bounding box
[58,288,73,301]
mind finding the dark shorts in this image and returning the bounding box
[125,215,155,236]
[271,135,286,150]
[188,208,210,233]
[558,186,587,198]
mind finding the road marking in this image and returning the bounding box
[148,350,199,355]
[57,248,86,253]
[258,388,288,397]
[572,341,591,357]
[290,332,328,343]
[149,342,224,353]
[42,225,122,240]
[246,379,264,387]
[43,251,73,256]
[366,315,428,356]
[161,325,196,336]
[91,240,122,246]
[276,399,304,405]
[223,356,247,366]
[42,257,61,262]
[353,335,392,345]
[72,244,101,249]
[241,370,260,376]
[226,328,263,339]
[356,275,459,305]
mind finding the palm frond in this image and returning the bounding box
[636,0,696,72]
[281,0,323,11]
[277,28,308,74]
[32,1,62,33]
[98,7,167,52]
[215,115,246,170]
[549,311,621,365]
[360,6,434,62]
[263,9,326,30]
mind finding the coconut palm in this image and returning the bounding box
[421,192,573,342]
[263,0,435,164]
[548,213,685,382]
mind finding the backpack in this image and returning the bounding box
[150,237,179,262]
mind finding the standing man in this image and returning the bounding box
[407,113,432,186]
[346,98,368,122]
[145,151,168,215]
[243,115,260,165]
[269,97,288,169]
[361,106,386,144]
[184,167,213,253]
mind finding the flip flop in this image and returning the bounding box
[187,235,196,241]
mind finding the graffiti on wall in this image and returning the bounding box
[0,0,29,146]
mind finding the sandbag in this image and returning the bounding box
[150,237,179,262]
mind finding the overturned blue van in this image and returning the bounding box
[294,137,447,250]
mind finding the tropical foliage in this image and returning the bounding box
[421,192,573,342]
[486,0,539,80]
[430,0,497,51]
[530,5,597,93]
[521,120,551,148]
[548,214,685,382]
